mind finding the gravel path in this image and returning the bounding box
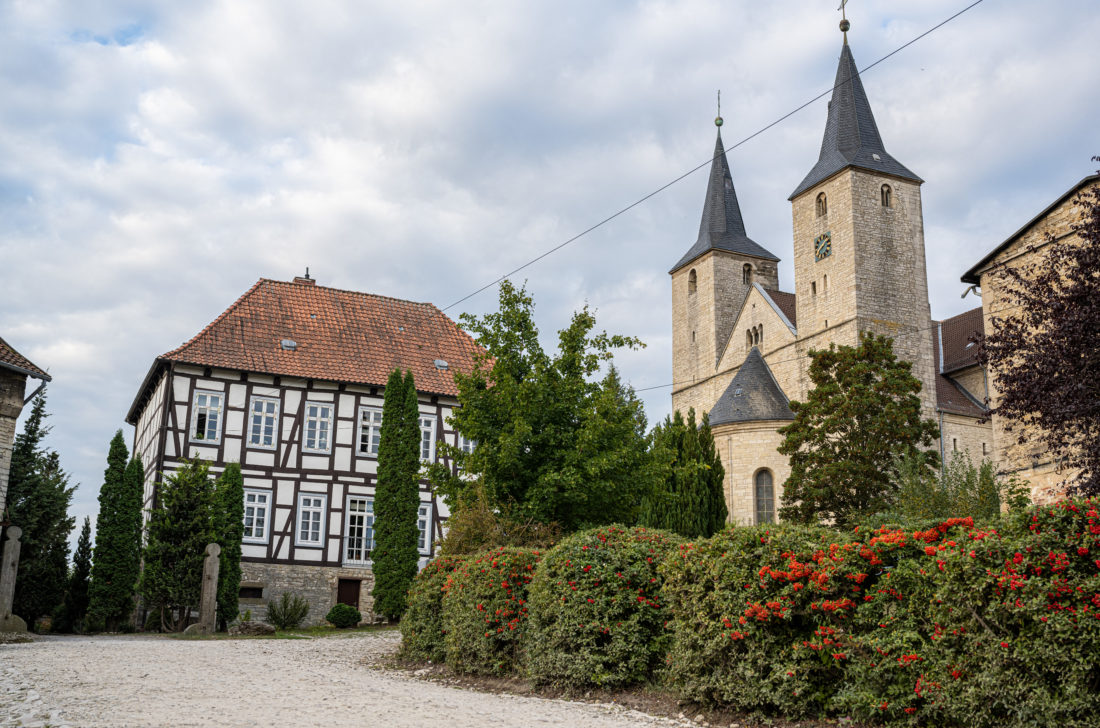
[1,631,682,728]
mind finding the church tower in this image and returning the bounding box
[671,119,780,415]
[788,24,938,415]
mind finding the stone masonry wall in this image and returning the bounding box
[950,365,988,405]
[713,421,791,526]
[0,370,27,515]
[940,412,993,466]
[975,180,1097,499]
[240,562,376,626]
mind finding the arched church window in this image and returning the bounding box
[688,269,697,294]
[881,184,892,208]
[823,274,828,292]
[811,281,817,296]
[757,325,763,347]
[755,470,775,524]
[746,331,753,351]
[743,264,753,285]
[816,192,827,217]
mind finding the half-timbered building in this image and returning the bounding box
[125,274,482,623]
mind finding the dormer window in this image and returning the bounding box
[881,184,892,208]
[742,264,753,285]
[688,269,697,294]
[816,192,827,217]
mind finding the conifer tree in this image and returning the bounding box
[139,460,215,631]
[778,333,940,527]
[640,408,727,538]
[371,369,422,620]
[60,517,93,632]
[88,431,143,630]
[214,462,244,629]
[6,390,75,625]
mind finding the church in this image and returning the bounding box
[669,20,1094,525]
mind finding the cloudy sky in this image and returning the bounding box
[3,0,1098,543]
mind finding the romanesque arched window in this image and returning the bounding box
[823,273,828,292]
[746,330,753,351]
[816,192,827,217]
[688,269,697,294]
[757,325,763,347]
[881,184,892,208]
[755,469,775,524]
[743,263,753,285]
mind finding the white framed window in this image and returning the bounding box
[357,407,383,457]
[457,433,476,454]
[303,402,333,453]
[419,415,437,462]
[296,493,327,547]
[344,496,374,565]
[248,397,280,449]
[191,390,224,444]
[243,490,270,543]
[417,502,432,553]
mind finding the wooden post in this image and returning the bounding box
[185,542,221,635]
[0,526,27,633]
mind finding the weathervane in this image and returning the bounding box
[838,0,851,43]
[715,90,723,127]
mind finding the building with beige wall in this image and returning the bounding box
[671,29,995,525]
[961,173,1100,502]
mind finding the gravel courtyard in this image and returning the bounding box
[1,629,682,728]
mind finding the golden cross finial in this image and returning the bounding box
[715,90,723,127]
[838,0,851,43]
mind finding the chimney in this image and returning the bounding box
[293,267,316,285]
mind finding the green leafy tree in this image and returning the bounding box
[640,408,727,538]
[371,369,422,620]
[6,390,75,625]
[58,516,93,632]
[139,459,216,631]
[778,332,940,527]
[214,462,244,629]
[88,432,144,630]
[891,450,1030,523]
[428,280,649,532]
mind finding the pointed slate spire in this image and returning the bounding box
[671,125,779,274]
[789,42,921,200]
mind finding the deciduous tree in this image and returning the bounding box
[640,409,727,538]
[778,333,940,527]
[429,281,649,533]
[977,165,1100,494]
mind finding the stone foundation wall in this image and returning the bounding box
[240,562,376,626]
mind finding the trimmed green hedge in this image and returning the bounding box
[400,555,467,662]
[325,602,361,628]
[442,547,542,675]
[526,525,681,688]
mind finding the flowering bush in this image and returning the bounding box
[526,525,681,688]
[400,555,467,662]
[442,547,542,675]
[661,523,878,718]
[837,503,1100,726]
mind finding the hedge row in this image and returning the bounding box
[401,500,1100,726]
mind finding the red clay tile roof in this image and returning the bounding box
[160,278,483,396]
[940,306,984,373]
[931,322,985,417]
[0,336,50,381]
[764,289,797,327]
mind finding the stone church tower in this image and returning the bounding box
[788,37,937,417]
[670,24,956,526]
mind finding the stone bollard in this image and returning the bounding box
[184,542,221,636]
[0,526,27,633]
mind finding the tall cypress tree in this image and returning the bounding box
[88,432,143,630]
[7,390,75,625]
[60,517,93,632]
[639,408,727,538]
[215,462,244,629]
[371,369,422,620]
[139,460,216,631]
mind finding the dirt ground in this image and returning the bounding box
[0,630,687,728]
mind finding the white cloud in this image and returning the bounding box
[2,0,1098,544]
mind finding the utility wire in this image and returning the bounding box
[440,0,987,313]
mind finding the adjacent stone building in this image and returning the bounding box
[125,275,482,623]
[671,29,998,524]
[1,336,51,517]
